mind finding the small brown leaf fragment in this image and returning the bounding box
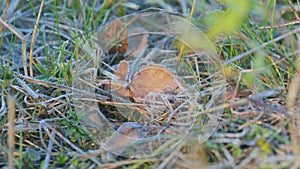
[115,61,129,80]
[111,61,130,97]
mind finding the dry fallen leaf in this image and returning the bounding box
[102,20,129,54]
[102,122,146,156]
[111,61,183,103]
[125,27,149,57]
[129,65,183,103]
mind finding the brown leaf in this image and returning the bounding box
[129,65,183,103]
[102,122,146,156]
[102,20,128,54]
[125,27,149,57]
[111,62,183,103]
[115,60,129,80]
[111,61,129,97]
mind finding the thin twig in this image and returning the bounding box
[287,0,300,20]
[254,20,300,30]
[224,26,300,65]
[0,18,25,41]
[22,41,28,76]
[177,0,197,61]
[8,95,16,169]
[0,56,20,74]
[100,158,160,169]
[0,0,11,46]
[188,0,197,21]
[29,0,45,77]
[42,131,55,169]
[16,77,39,99]
[0,0,10,33]
[197,98,249,115]
[0,91,7,117]
[17,73,107,99]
